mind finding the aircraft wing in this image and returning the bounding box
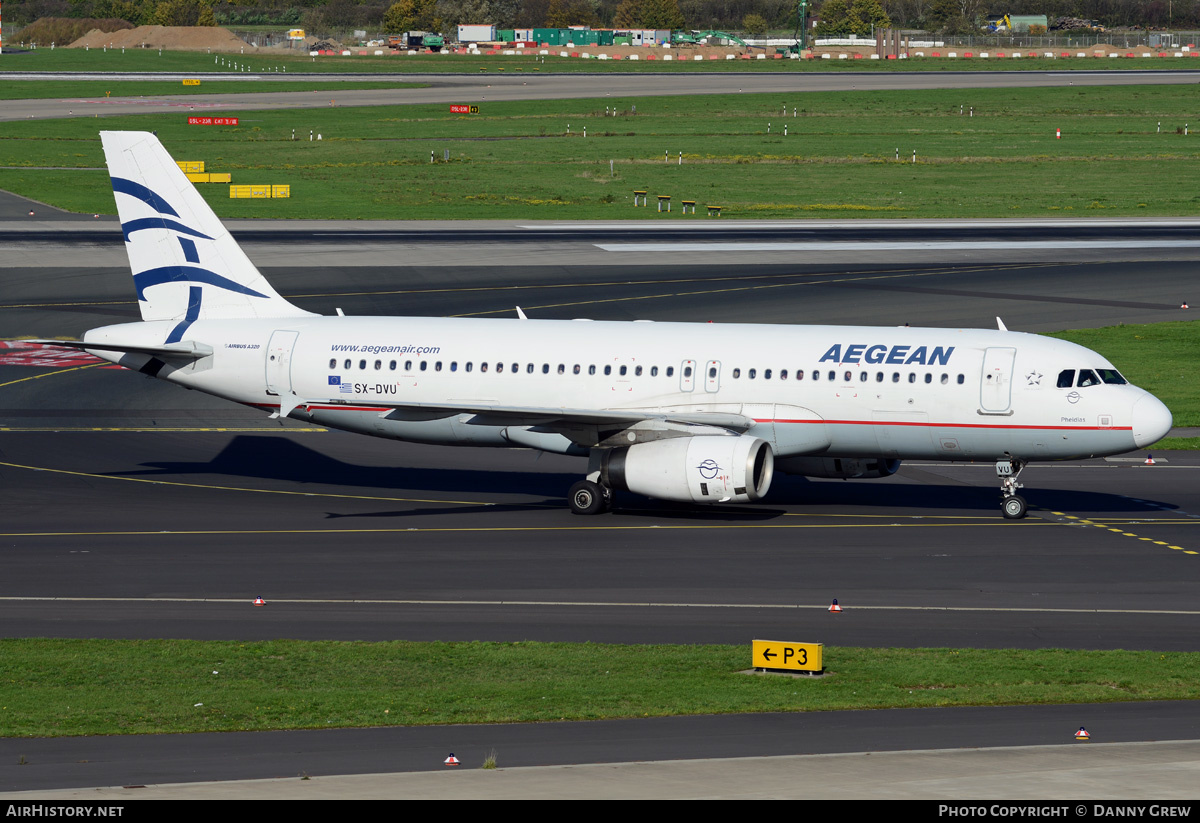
[303,397,755,432]
[24,339,213,359]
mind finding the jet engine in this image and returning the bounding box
[600,435,774,504]
[775,456,900,479]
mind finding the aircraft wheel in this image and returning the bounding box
[569,480,606,515]
[1002,494,1028,520]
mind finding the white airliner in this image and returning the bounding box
[36,131,1174,518]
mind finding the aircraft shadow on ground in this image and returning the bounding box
[112,435,1165,518]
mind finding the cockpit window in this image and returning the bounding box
[1077,369,1101,387]
[1057,369,1075,388]
[1098,369,1127,385]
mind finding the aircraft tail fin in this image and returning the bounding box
[100,131,315,328]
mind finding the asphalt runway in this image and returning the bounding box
[3,198,1200,793]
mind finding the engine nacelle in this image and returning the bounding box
[775,456,901,479]
[601,435,774,504]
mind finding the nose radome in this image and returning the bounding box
[1132,394,1173,448]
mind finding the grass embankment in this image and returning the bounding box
[0,80,425,100]
[1,639,1197,737]
[2,85,1199,220]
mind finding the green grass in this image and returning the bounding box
[1051,321,1200,427]
[1,639,1197,737]
[0,46,1193,75]
[2,84,1200,220]
[0,80,426,100]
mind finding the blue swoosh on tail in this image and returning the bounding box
[111,177,180,217]
[133,266,268,301]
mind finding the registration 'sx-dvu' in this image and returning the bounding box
[37,132,1174,517]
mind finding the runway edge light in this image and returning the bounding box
[445,753,460,766]
[1076,727,1090,740]
[829,599,842,613]
[253,596,265,606]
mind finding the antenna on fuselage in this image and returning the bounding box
[996,317,1008,332]
[516,306,528,320]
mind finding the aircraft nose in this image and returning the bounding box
[1132,394,1173,448]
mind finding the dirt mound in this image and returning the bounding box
[68,25,253,53]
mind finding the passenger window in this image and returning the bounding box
[957,374,965,384]
[667,366,674,377]
[589,365,596,375]
[344,359,351,370]
[828,371,836,381]
[558,364,565,375]
[684,366,693,378]
[1057,369,1075,388]
[465,362,472,372]
[813,370,820,382]
[843,371,851,382]
[781,370,788,380]
[481,362,488,373]
[940,373,948,384]
[908,373,916,383]
[651,366,658,377]
[876,372,883,382]
[527,364,534,374]
[329,359,336,369]
[924,373,932,383]
[1077,369,1100,387]
[390,360,397,371]
[764,369,772,380]
[749,369,756,379]
[573,364,580,375]
[636,366,643,376]
[405,360,412,371]
[497,363,504,373]
[796,370,804,381]
[420,361,427,371]
[450,362,457,372]
[542,364,549,374]
[511,363,518,373]
[359,359,367,370]
[436,361,443,372]
[375,360,382,370]
[860,372,867,382]
[892,373,900,383]
[604,365,612,376]
[732,368,741,378]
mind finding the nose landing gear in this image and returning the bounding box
[997,457,1027,519]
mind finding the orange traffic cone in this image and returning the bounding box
[1182,302,1189,309]
[253,596,265,606]
[1145,455,1156,465]
[829,599,842,613]
[444,753,460,766]
[1075,727,1090,740]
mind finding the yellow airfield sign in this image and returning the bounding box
[752,639,823,672]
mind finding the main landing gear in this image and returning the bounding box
[997,456,1028,519]
[568,479,612,515]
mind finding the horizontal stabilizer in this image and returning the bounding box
[26,338,212,359]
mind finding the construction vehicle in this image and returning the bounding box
[782,0,810,55]
[672,30,763,50]
[387,32,444,51]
